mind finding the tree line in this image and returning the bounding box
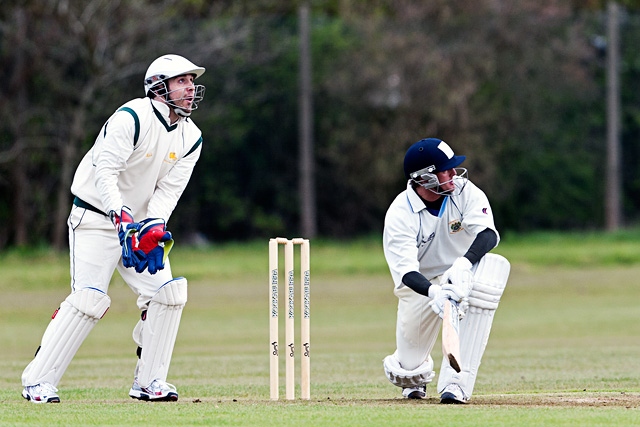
[1,0,640,250]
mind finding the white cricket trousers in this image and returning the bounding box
[393,285,441,371]
[68,205,173,309]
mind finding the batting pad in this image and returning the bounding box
[136,277,187,388]
[437,253,510,398]
[383,351,435,388]
[22,288,110,387]
[467,253,511,310]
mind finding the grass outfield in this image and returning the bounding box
[1,232,639,426]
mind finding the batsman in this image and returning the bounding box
[382,137,510,404]
[21,54,206,403]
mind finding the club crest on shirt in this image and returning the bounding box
[449,220,463,233]
[163,152,178,164]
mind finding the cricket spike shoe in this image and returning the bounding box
[129,378,178,401]
[402,385,426,399]
[22,382,60,403]
[440,383,469,404]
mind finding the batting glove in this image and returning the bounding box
[440,257,474,301]
[132,218,174,275]
[109,206,138,268]
[440,257,472,287]
[428,286,457,319]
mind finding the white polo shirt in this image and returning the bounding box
[383,178,499,289]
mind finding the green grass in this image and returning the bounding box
[1,232,640,426]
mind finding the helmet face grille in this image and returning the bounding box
[412,168,469,196]
[409,166,440,189]
[403,138,465,180]
[162,84,206,117]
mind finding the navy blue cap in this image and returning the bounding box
[403,138,466,179]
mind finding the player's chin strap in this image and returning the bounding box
[437,253,510,399]
[133,277,187,388]
[383,352,435,388]
[173,107,191,118]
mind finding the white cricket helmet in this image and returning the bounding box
[144,54,206,117]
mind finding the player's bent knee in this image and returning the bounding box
[152,277,188,306]
[65,288,111,319]
[383,352,435,388]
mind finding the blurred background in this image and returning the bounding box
[1,0,639,250]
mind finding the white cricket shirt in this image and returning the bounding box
[71,98,203,222]
[383,178,499,289]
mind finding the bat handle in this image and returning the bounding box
[447,299,460,328]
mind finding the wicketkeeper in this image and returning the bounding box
[382,137,510,403]
[21,54,206,403]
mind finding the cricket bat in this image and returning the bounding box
[442,299,461,373]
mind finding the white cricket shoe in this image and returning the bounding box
[440,383,468,404]
[129,379,178,401]
[402,385,426,399]
[22,382,60,403]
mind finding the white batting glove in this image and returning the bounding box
[428,285,456,319]
[440,257,473,286]
[440,257,474,301]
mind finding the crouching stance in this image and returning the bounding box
[382,138,510,404]
[21,54,206,403]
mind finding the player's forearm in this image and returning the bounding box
[147,163,195,220]
[463,228,497,265]
[402,271,434,297]
[95,169,124,215]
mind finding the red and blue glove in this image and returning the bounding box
[110,206,138,268]
[132,218,174,274]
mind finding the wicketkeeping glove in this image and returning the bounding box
[132,218,174,275]
[110,206,138,268]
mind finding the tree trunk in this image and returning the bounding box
[52,101,89,250]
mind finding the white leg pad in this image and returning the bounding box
[383,351,435,388]
[22,288,110,387]
[467,253,511,310]
[136,277,187,388]
[437,254,510,398]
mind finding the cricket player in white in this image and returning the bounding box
[382,138,510,403]
[21,54,206,403]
